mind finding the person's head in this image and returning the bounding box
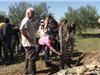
[4,18,9,23]
[40,19,44,26]
[60,19,68,27]
[0,17,5,23]
[45,15,53,22]
[71,21,76,27]
[52,20,58,26]
[48,15,53,19]
[26,7,35,19]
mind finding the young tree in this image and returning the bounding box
[8,2,32,25]
[61,5,99,34]
[33,2,52,30]
[0,11,7,21]
[8,1,52,31]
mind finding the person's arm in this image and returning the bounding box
[49,46,61,56]
[20,28,33,44]
[44,36,61,56]
[44,18,49,29]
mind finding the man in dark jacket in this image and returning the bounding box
[0,18,5,63]
[2,18,13,63]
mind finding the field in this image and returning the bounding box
[0,28,100,75]
[75,28,100,52]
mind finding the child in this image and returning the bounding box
[35,34,61,67]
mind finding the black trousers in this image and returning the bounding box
[35,45,50,67]
[2,39,13,60]
[36,45,50,61]
[0,39,2,58]
[24,46,36,75]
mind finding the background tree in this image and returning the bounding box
[61,5,100,34]
[0,11,7,21]
[33,2,52,30]
[8,2,32,25]
[8,1,52,30]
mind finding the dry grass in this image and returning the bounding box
[0,62,24,75]
[0,60,50,75]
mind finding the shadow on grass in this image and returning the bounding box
[71,50,85,66]
[0,53,25,66]
[37,50,86,74]
[11,54,25,64]
[37,64,60,75]
[81,33,100,38]
[61,50,85,69]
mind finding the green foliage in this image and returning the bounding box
[8,1,52,31]
[33,2,52,30]
[74,28,100,52]
[8,1,32,25]
[0,11,7,21]
[61,5,100,34]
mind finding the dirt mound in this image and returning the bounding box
[53,51,100,75]
[82,51,100,64]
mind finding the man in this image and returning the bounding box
[20,7,36,75]
[2,18,13,64]
[12,25,20,54]
[59,19,70,69]
[0,18,5,63]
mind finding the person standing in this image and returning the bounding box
[2,18,13,64]
[20,7,36,75]
[0,18,5,63]
[12,25,20,54]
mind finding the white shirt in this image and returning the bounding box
[37,25,46,37]
[20,17,35,47]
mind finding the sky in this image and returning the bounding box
[0,0,100,21]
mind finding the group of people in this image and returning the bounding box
[0,17,21,64]
[0,7,76,75]
[20,7,62,75]
[20,7,76,75]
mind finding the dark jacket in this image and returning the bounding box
[3,23,13,41]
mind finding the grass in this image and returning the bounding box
[75,37,100,52]
[75,28,100,52]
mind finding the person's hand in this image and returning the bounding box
[28,38,34,44]
[57,52,62,56]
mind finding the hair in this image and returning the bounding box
[52,19,58,25]
[48,15,52,19]
[0,18,4,23]
[26,7,35,16]
[4,18,9,23]
[60,18,68,24]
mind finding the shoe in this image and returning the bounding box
[45,61,52,67]
[4,61,10,65]
[25,73,35,75]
